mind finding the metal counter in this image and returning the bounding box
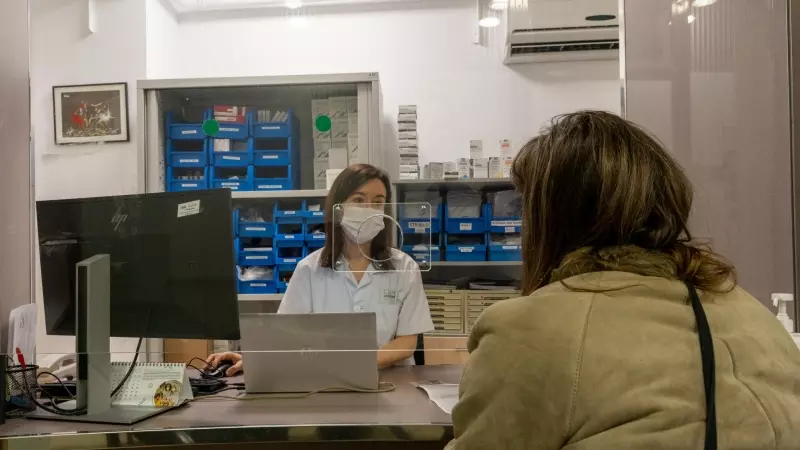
[0,365,461,450]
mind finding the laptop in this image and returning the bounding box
[239,313,379,393]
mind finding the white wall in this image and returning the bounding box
[31,0,147,361]
[149,2,621,167]
[146,0,178,79]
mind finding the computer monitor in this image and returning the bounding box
[37,189,240,340]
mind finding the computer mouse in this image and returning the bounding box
[204,360,233,379]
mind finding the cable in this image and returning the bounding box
[36,371,76,399]
[111,337,143,398]
[192,381,396,402]
[186,358,217,372]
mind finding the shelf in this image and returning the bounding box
[238,294,283,302]
[393,179,514,191]
[232,189,328,199]
[428,261,521,267]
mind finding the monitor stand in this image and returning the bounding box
[27,254,181,425]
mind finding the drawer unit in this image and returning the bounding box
[425,290,465,334]
[465,291,520,333]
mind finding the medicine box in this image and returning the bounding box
[425,162,444,180]
[347,96,358,114]
[329,146,349,169]
[398,131,417,140]
[398,139,418,148]
[348,113,359,135]
[470,140,483,159]
[501,156,514,178]
[347,137,360,164]
[314,140,332,159]
[443,161,458,180]
[331,119,349,140]
[313,158,329,181]
[329,97,348,119]
[399,147,419,156]
[472,158,489,179]
[456,158,470,179]
[401,155,419,166]
[398,105,418,115]
[398,113,417,123]
[398,122,417,132]
[399,172,420,180]
[489,157,504,178]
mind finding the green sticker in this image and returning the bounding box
[202,119,220,137]
[315,115,332,132]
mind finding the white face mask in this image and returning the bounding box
[341,205,385,245]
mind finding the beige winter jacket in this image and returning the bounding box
[447,271,800,450]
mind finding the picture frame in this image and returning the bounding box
[53,82,130,145]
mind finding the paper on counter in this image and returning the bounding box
[412,380,459,415]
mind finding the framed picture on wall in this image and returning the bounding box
[53,82,129,145]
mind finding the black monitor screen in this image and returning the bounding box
[37,189,240,340]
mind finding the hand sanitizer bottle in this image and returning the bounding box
[771,293,794,333]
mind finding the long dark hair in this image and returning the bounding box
[318,164,395,271]
[511,110,736,295]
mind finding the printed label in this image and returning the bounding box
[260,126,281,130]
[181,183,198,188]
[258,185,281,189]
[311,212,324,217]
[222,156,240,161]
[246,256,270,260]
[284,258,297,263]
[181,130,197,135]
[177,200,201,218]
[502,245,519,250]
[245,227,267,232]
[491,220,522,227]
[459,223,473,231]
[459,247,474,253]
[251,283,267,288]
[408,221,431,231]
[262,155,279,159]
[179,159,199,164]
[220,127,237,132]
[505,227,516,233]
[221,182,239,188]
[284,211,296,215]
[283,235,295,239]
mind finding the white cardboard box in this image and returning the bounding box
[400,164,420,174]
[347,136,360,164]
[330,146,349,169]
[398,139,418,148]
[398,113,417,122]
[315,179,327,189]
[400,155,419,166]
[398,122,417,131]
[399,172,420,180]
[489,157,503,178]
[313,158,330,180]
[348,113,359,135]
[399,147,419,156]
[472,158,489,179]
[456,158,471,180]
[329,97,348,119]
[331,118,349,140]
[501,156,514,178]
[470,140,483,159]
[312,99,329,117]
[398,105,418,114]
[314,139,332,159]
[346,96,358,114]
[424,162,444,180]
[398,131,417,140]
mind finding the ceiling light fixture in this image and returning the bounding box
[692,0,717,6]
[285,0,302,9]
[489,0,508,10]
[478,16,500,27]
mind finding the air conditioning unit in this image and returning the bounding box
[504,0,620,64]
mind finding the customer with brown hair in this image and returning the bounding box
[446,111,800,449]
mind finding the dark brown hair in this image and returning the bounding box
[511,110,736,295]
[318,164,395,270]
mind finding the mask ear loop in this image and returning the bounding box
[355,212,404,264]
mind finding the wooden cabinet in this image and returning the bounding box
[423,335,469,366]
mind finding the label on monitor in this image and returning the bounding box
[177,200,201,218]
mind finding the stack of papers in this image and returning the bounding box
[412,381,459,414]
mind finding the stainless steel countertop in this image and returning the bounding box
[0,365,461,450]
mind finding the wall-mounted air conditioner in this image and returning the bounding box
[505,0,620,64]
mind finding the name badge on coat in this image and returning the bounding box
[382,289,399,306]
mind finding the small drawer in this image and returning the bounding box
[254,166,293,191]
[238,222,274,238]
[215,123,249,140]
[210,166,253,191]
[250,116,293,139]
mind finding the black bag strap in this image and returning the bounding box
[686,282,717,450]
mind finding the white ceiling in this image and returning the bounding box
[167,0,424,14]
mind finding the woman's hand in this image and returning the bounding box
[205,352,243,377]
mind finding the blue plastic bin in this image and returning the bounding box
[445,204,489,235]
[211,166,253,191]
[166,139,208,168]
[236,237,275,267]
[166,110,207,141]
[249,111,293,138]
[167,166,208,192]
[488,243,522,262]
[400,203,442,235]
[253,166,294,191]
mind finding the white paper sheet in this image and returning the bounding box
[8,304,36,365]
[413,381,459,415]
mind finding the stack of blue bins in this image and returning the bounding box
[165,111,210,192]
[487,190,523,261]
[235,205,277,294]
[167,108,299,192]
[274,200,308,293]
[399,191,442,264]
[444,191,488,261]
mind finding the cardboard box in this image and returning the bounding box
[314,158,330,180]
[331,118,350,140]
[398,105,418,115]
[164,339,214,365]
[330,146,349,169]
[501,156,514,178]
[329,97,348,119]
[400,164,420,174]
[472,157,489,179]
[398,113,417,122]
[399,172,420,180]
[315,179,328,189]
[500,139,514,157]
[400,155,419,166]
[470,140,483,159]
[424,162,444,180]
[398,131,417,140]
[399,147,419,156]
[398,139,418,148]
[314,139,332,159]
[443,161,459,180]
[348,113,359,135]
[398,122,417,131]
[347,136,360,164]
[489,157,504,178]
[456,158,471,180]
[347,96,358,114]
[312,99,330,117]
[214,115,247,124]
